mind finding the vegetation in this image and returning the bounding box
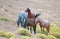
[48,35,56,39]
[36,33,49,39]
[0,22,60,39]
[22,36,31,39]
[0,31,16,39]
[0,16,8,21]
[17,28,31,37]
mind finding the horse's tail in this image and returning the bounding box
[35,13,40,18]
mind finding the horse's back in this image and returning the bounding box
[19,11,28,19]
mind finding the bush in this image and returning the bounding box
[50,32,60,38]
[22,36,31,39]
[48,35,56,39]
[0,31,15,38]
[0,31,6,37]
[36,33,49,39]
[5,32,15,38]
[9,37,16,39]
[17,28,31,37]
[50,23,60,33]
[0,16,8,21]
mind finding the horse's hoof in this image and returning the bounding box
[34,32,36,34]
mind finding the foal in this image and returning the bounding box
[36,19,50,33]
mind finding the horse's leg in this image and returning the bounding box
[40,27,42,33]
[33,18,36,34]
[30,27,32,33]
[46,25,50,33]
[33,25,36,34]
[27,26,29,30]
[17,22,19,27]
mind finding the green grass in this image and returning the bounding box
[36,23,60,39]
[0,16,8,21]
[17,28,31,37]
[22,36,31,39]
[0,31,15,38]
[48,35,56,39]
[0,22,60,39]
[36,33,49,39]
[9,37,17,39]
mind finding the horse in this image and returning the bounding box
[36,18,50,33]
[23,13,40,34]
[17,11,28,27]
[25,8,36,18]
[17,8,35,27]
[21,8,41,34]
[17,8,40,34]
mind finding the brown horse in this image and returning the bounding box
[23,14,40,34]
[36,18,50,33]
[25,8,36,18]
[24,8,39,34]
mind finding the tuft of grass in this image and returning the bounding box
[17,28,31,37]
[22,36,31,39]
[9,37,17,39]
[5,32,15,38]
[50,32,60,38]
[36,33,49,39]
[0,31,15,38]
[0,31,6,37]
[50,23,60,33]
[48,35,56,39]
[0,16,8,21]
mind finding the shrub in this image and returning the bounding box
[22,36,31,39]
[17,28,31,37]
[0,16,8,21]
[9,37,16,39]
[5,32,15,38]
[0,31,6,37]
[0,31,15,38]
[36,33,49,39]
[50,23,60,33]
[48,35,56,39]
[50,32,60,38]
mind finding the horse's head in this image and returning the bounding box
[25,8,31,13]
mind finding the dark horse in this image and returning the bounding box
[36,18,50,33]
[24,8,41,34]
[23,13,40,34]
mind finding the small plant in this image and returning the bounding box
[0,31,6,37]
[22,36,31,39]
[9,37,16,39]
[36,33,49,39]
[0,16,8,21]
[5,32,15,38]
[50,32,60,38]
[17,28,31,37]
[48,35,56,39]
[50,23,60,33]
[0,31,15,38]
